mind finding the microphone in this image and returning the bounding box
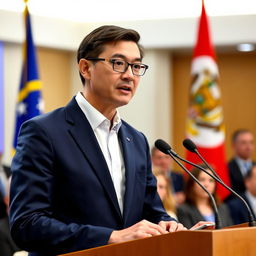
[183,138,256,227]
[155,139,221,229]
[183,138,221,180]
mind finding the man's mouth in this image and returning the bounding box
[118,86,132,91]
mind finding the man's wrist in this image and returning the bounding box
[108,230,119,244]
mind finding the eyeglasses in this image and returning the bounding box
[86,58,149,76]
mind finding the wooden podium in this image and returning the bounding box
[59,224,256,256]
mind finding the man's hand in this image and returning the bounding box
[158,220,187,232]
[108,220,167,244]
[108,219,187,244]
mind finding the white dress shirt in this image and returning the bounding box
[236,157,252,177]
[75,92,125,214]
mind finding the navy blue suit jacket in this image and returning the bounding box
[9,98,172,256]
[226,193,256,225]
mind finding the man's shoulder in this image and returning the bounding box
[24,98,77,126]
[23,107,65,130]
[228,158,236,164]
[228,158,238,168]
[226,194,246,210]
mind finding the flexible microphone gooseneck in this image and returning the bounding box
[155,139,221,229]
[183,138,221,180]
[182,138,256,227]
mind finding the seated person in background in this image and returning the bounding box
[226,164,256,225]
[177,165,233,228]
[228,129,255,196]
[0,153,20,256]
[151,146,185,205]
[153,170,177,219]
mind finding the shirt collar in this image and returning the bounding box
[236,157,252,168]
[75,92,122,132]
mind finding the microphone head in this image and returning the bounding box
[183,138,197,153]
[155,139,171,154]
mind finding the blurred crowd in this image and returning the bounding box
[152,129,256,227]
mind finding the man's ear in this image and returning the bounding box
[78,59,92,80]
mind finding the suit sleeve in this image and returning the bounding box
[9,120,113,255]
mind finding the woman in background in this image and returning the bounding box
[154,170,177,219]
[177,165,233,228]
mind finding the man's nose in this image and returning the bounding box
[122,65,134,78]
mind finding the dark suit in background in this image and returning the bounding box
[0,181,19,256]
[9,98,172,256]
[177,202,233,229]
[228,158,246,195]
[226,193,255,225]
[169,171,184,193]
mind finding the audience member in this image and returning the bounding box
[153,170,177,219]
[177,165,233,228]
[226,164,256,225]
[151,146,185,205]
[0,153,20,256]
[228,129,255,196]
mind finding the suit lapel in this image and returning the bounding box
[119,125,136,224]
[64,98,122,219]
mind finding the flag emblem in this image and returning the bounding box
[185,1,230,200]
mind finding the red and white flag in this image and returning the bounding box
[185,0,230,200]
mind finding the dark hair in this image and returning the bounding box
[232,129,252,143]
[185,164,219,206]
[77,25,144,84]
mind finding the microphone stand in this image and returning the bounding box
[165,148,222,229]
[177,146,256,227]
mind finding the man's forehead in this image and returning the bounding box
[101,41,141,59]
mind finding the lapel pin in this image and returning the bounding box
[126,137,131,142]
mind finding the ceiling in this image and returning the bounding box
[1,0,256,23]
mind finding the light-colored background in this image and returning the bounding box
[1,4,256,165]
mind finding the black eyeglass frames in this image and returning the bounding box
[86,58,149,76]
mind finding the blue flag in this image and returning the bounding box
[13,4,43,154]
[0,41,4,154]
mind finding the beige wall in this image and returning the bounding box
[38,47,72,112]
[172,51,256,161]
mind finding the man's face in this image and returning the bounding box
[233,132,254,160]
[151,149,172,172]
[81,41,141,116]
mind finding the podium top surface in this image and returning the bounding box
[59,225,256,256]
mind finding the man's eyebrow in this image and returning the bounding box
[111,54,142,62]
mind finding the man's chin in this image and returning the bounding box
[116,97,133,107]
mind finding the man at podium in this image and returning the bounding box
[9,25,195,256]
